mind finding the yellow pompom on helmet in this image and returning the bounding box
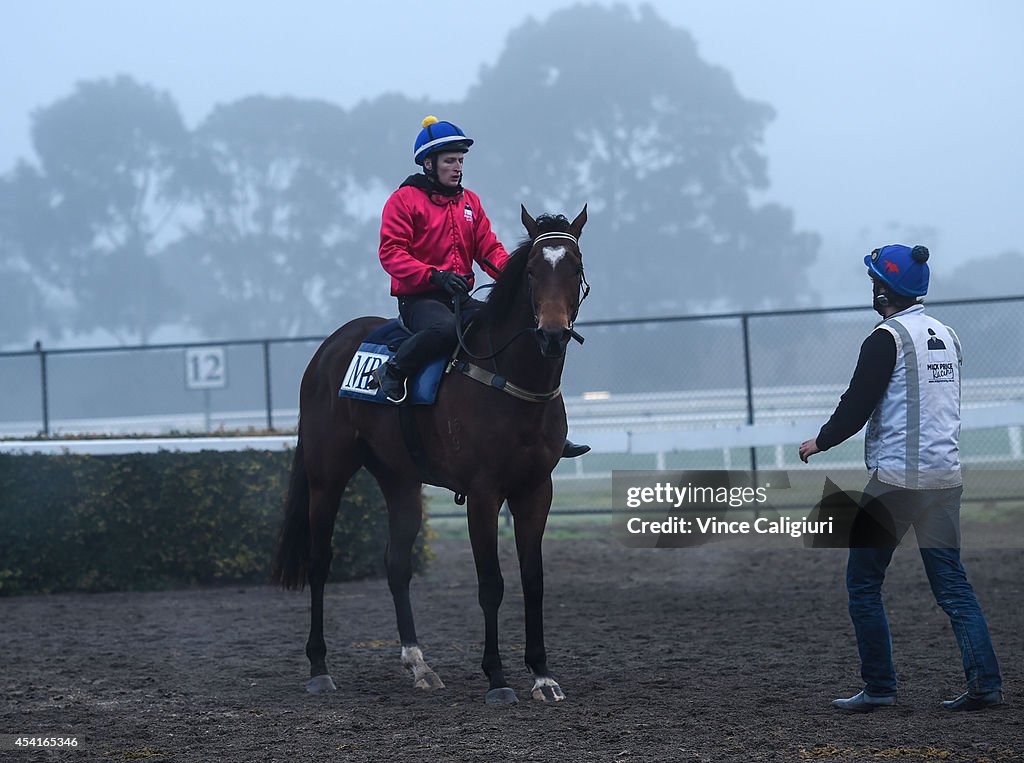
[413,115,474,166]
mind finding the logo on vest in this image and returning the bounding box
[925,330,955,382]
[340,350,389,395]
[927,362,955,381]
[464,204,473,222]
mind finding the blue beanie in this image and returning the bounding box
[413,116,473,165]
[864,244,930,297]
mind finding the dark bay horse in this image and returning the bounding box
[272,205,588,705]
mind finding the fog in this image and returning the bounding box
[3,0,1023,349]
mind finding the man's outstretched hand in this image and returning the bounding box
[798,438,821,463]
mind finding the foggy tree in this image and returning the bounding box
[26,76,191,343]
[937,250,1024,299]
[0,164,50,345]
[462,4,820,316]
[170,92,454,338]
[3,5,827,348]
[168,96,386,338]
[344,93,438,189]
[933,251,1024,375]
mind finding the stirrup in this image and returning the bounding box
[368,364,409,404]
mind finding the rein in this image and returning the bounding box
[453,295,536,361]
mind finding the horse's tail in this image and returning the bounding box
[271,432,310,590]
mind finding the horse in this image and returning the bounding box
[272,205,589,705]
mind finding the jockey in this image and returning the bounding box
[370,116,589,459]
[370,116,504,403]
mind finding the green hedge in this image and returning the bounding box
[0,450,428,595]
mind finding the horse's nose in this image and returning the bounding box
[535,326,571,358]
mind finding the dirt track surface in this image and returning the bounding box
[2,527,1022,762]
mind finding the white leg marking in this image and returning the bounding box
[542,246,566,269]
[531,675,566,702]
[401,645,445,690]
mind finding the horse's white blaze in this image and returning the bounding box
[401,645,445,689]
[542,246,566,269]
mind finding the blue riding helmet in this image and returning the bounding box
[413,116,473,165]
[865,244,930,297]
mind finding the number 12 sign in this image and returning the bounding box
[185,347,228,390]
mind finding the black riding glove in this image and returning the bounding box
[429,269,470,296]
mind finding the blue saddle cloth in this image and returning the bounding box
[337,319,447,405]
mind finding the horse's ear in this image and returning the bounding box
[569,204,588,240]
[521,204,540,239]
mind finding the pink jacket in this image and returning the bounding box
[379,180,509,296]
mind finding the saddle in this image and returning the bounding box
[337,320,447,406]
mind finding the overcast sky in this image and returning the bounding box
[5,0,1023,303]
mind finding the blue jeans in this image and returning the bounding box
[845,477,1002,697]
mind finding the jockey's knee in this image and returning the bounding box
[426,315,457,344]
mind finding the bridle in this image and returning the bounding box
[528,232,591,339]
[454,231,589,362]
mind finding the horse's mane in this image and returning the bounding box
[478,214,573,324]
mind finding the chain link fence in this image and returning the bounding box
[554,297,1024,484]
[3,298,1023,507]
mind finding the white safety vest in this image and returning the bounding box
[865,304,962,489]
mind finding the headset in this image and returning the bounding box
[870,249,891,308]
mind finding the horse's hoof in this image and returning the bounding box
[531,677,566,702]
[485,687,519,705]
[413,669,445,690]
[306,674,338,694]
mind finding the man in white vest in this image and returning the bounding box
[799,244,1003,713]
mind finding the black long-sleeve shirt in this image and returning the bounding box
[816,329,897,451]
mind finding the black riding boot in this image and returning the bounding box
[366,330,438,404]
[368,361,408,403]
[561,439,590,458]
